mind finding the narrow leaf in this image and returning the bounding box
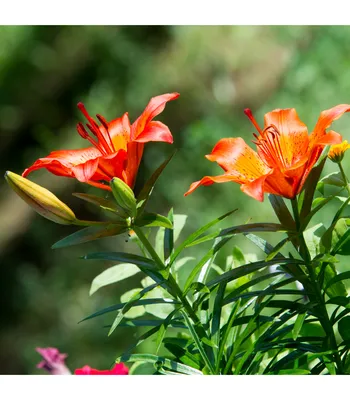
[136,153,175,215]
[164,208,174,261]
[115,353,203,375]
[82,252,158,270]
[90,263,140,296]
[293,312,307,340]
[52,224,127,249]
[219,223,286,237]
[170,209,237,265]
[268,194,295,230]
[135,213,173,229]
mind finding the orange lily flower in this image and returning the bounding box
[23,93,179,191]
[185,104,350,201]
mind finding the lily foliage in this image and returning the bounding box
[6,99,350,375]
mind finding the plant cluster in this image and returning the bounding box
[6,94,350,375]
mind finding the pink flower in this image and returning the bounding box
[74,364,129,375]
[36,347,71,375]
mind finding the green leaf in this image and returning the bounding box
[219,223,286,237]
[300,158,326,221]
[207,258,303,289]
[136,153,175,215]
[300,195,336,231]
[244,233,275,254]
[326,296,350,307]
[324,271,350,295]
[232,246,246,267]
[170,209,237,265]
[89,263,140,296]
[135,213,173,229]
[184,230,221,248]
[72,192,125,219]
[51,224,127,249]
[184,237,232,293]
[268,194,295,230]
[80,298,180,322]
[164,342,202,369]
[164,208,174,261]
[265,236,291,262]
[188,282,210,295]
[303,223,326,259]
[330,218,350,255]
[82,251,158,270]
[277,369,310,375]
[293,313,307,340]
[211,281,226,361]
[108,282,163,336]
[116,354,203,375]
[319,171,345,187]
[222,272,285,304]
[120,289,146,319]
[155,309,180,354]
[180,310,215,374]
[173,214,188,243]
[318,263,348,299]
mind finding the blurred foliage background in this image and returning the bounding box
[1,25,350,374]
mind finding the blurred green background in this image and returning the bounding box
[1,26,350,374]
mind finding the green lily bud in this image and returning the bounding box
[110,177,137,218]
[5,171,77,225]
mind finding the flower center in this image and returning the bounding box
[254,125,287,170]
[244,109,288,171]
[76,103,116,155]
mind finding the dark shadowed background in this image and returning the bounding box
[1,25,350,374]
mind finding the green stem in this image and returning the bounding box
[133,225,214,372]
[291,198,343,374]
[338,162,350,196]
[132,226,165,269]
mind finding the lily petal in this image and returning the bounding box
[184,174,242,196]
[131,93,179,141]
[95,150,128,182]
[71,158,99,182]
[107,113,131,151]
[261,108,309,170]
[186,138,272,201]
[124,142,144,188]
[312,104,350,139]
[22,147,101,179]
[132,121,174,143]
[311,129,342,146]
[206,137,271,179]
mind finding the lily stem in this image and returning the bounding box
[132,226,165,269]
[338,162,350,196]
[291,198,343,374]
[132,225,214,372]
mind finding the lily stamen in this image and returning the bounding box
[96,114,116,153]
[78,103,113,155]
[76,123,106,154]
[244,108,263,135]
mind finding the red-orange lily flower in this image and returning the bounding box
[185,104,350,201]
[23,93,179,191]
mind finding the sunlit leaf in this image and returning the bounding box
[135,213,173,229]
[52,224,128,249]
[115,353,203,375]
[89,263,140,296]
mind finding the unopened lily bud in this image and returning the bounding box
[110,177,137,217]
[5,171,77,225]
[328,140,350,163]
